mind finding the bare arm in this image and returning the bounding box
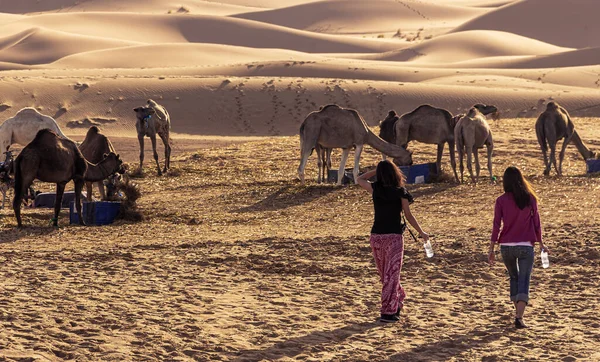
[402,198,429,241]
[357,169,376,194]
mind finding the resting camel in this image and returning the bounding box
[0,107,69,152]
[13,129,124,228]
[535,102,597,176]
[454,107,494,183]
[79,126,120,201]
[298,104,412,185]
[133,99,171,176]
[379,104,498,182]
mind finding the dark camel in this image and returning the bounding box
[79,126,119,201]
[13,129,123,227]
[535,102,597,176]
[133,99,171,176]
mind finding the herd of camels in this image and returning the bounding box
[0,99,170,227]
[298,102,598,185]
[0,96,596,227]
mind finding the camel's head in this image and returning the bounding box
[102,152,125,175]
[134,106,156,121]
[473,104,498,116]
[546,101,559,110]
[392,149,413,167]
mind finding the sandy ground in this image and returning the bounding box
[1,0,600,360]
[0,116,599,361]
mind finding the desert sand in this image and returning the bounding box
[0,0,599,361]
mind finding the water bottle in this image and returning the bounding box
[424,239,434,258]
[541,250,550,268]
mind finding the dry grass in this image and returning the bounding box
[0,118,599,361]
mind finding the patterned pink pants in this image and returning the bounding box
[370,233,406,315]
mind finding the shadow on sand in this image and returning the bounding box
[235,184,339,213]
[231,320,381,361]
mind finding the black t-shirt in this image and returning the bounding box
[371,182,414,234]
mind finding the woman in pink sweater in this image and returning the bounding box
[488,166,549,329]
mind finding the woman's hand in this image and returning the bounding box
[540,242,549,254]
[488,249,495,266]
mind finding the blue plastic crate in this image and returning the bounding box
[399,163,435,184]
[70,201,121,225]
[586,159,600,174]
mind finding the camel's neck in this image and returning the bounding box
[571,130,596,160]
[85,159,116,182]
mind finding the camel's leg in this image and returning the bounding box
[457,146,465,183]
[85,181,93,202]
[540,141,550,176]
[53,183,66,227]
[138,134,145,173]
[74,180,85,226]
[326,148,332,174]
[316,146,324,184]
[352,144,364,185]
[558,136,571,176]
[473,147,481,182]
[14,176,35,228]
[436,143,444,176]
[1,186,5,209]
[448,141,459,183]
[486,143,494,181]
[150,134,162,176]
[549,142,559,176]
[159,132,171,173]
[96,181,106,201]
[337,148,351,185]
[466,146,475,184]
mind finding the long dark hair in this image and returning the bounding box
[376,160,406,187]
[503,166,538,209]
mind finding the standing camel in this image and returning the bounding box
[454,107,494,183]
[535,101,596,176]
[0,107,69,152]
[298,104,412,185]
[79,126,121,201]
[379,104,497,182]
[133,99,171,176]
[13,129,124,228]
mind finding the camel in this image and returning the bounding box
[133,99,171,176]
[535,101,597,176]
[298,104,412,185]
[454,107,494,183]
[0,107,69,152]
[379,104,498,182]
[13,129,124,228]
[79,126,120,201]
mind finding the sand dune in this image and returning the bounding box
[0,12,400,54]
[364,30,570,63]
[454,0,600,48]
[0,27,139,65]
[51,43,323,69]
[233,0,486,35]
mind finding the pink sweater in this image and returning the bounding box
[491,193,542,245]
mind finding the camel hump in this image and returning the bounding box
[467,107,480,118]
[14,107,42,117]
[319,104,342,111]
[147,99,158,107]
[546,101,559,110]
[31,128,59,143]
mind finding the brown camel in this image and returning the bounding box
[13,129,124,228]
[454,107,494,183]
[79,126,119,201]
[379,104,497,182]
[133,99,171,176]
[298,104,412,185]
[535,101,596,176]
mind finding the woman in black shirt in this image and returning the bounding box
[357,160,429,323]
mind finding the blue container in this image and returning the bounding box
[399,163,435,184]
[70,201,121,225]
[586,159,600,174]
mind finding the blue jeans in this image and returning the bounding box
[500,245,534,303]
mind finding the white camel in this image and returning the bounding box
[0,108,69,152]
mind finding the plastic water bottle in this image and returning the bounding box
[424,239,434,258]
[541,250,550,269]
